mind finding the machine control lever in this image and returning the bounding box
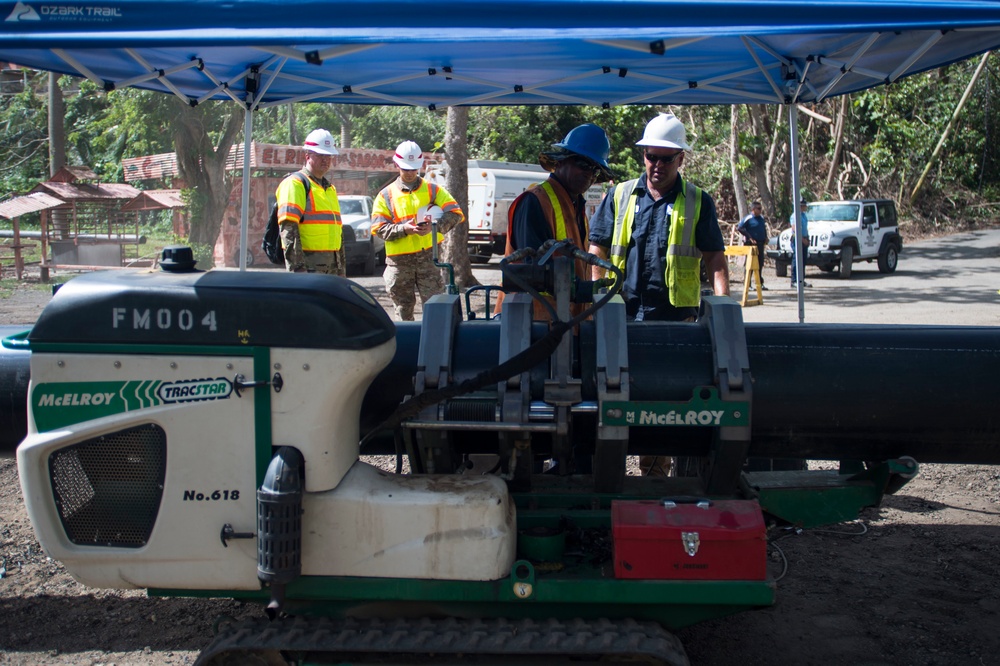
[220,523,255,547]
[233,373,283,397]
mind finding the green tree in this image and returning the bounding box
[0,69,49,194]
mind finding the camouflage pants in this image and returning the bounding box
[304,250,346,277]
[384,251,445,321]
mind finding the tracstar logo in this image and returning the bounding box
[5,2,40,21]
[156,378,232,403]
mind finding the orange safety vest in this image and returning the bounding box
[275,170,343,252]
[371,180,464,256]
[496,177,590,319]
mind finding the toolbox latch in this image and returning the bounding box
[681,531,701,557]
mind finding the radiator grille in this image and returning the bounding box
[49,423,166,548]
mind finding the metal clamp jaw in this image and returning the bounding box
[699,296,753,494]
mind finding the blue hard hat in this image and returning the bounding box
[552,123,612,172]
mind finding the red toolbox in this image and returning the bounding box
[612,498,767,580]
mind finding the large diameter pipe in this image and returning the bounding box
[0,327,31,457]
[4,321,1000,465]
[607,322,1000,463]
[363,321,1000,464]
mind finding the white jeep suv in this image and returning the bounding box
[768,199,902,279]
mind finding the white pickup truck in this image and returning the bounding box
[339,194,384,276]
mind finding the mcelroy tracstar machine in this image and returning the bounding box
[3,242,999,665]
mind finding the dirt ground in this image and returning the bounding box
[2,242,999,665]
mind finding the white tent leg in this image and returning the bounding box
[238,108,253,271]
[787,102,805,323]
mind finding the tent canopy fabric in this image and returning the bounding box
[1,0,999,109]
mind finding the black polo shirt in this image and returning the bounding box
[588,174,724,321]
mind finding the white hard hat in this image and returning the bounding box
[393,140,424,170]
[416,204,442,222]
[304,129,338,155]
[636,113,690,150]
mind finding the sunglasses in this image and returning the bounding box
[644,151,683,165]
[570,157,603,176]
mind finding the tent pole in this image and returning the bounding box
[238,106,253,272]
[787,102,805,323]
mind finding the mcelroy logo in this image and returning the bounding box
[157,378,232,403]
[31,377,233,432]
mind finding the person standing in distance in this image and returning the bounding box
[275,129,345,275]
[790,198,811,288]
[371,141,465,321]
[737,201,769,290]
[495,123,613,319]
[588,112,730,322]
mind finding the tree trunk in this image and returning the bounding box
[442,106,478,290]
[47,72,71,240]
[911,52,991,204]
[335,108,353,149]
[730,104,748,227]
[171,100,244,256]
[824,94,849,195]
[766,105,784,197]
[47,72,65,176]
[287,104,298,145]
[747,104,778,223]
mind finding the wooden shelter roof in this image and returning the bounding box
[30,181,141,202]
[120,189,186,211]
[0,192,65,220]
[49,165,99,182]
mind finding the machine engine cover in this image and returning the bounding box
[612,499,766,581]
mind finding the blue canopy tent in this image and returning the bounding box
[2,0,999,107]
[2,0,1000,314]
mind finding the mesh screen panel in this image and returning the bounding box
[49,423,166,548]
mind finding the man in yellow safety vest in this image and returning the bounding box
[588,113,729,321]
[276,128,345,275]
[588,114,730,478]
[371,140,465,321]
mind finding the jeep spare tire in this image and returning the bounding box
[840,244,854,278]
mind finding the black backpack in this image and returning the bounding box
[262,172,311,265]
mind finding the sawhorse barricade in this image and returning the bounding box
[724,245,764,307]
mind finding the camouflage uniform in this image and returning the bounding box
[383,249,446,321]
[280,222,346,276]
[373,176,464,321]
[276,168,345,276]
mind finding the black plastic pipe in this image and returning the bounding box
[5,321,1000,464]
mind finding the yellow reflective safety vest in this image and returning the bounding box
[275,171,343,252]
[371,180,463,257]
[496,177,590,319]
[609,178,703,308]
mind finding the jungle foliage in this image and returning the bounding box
[2,54,999,250]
